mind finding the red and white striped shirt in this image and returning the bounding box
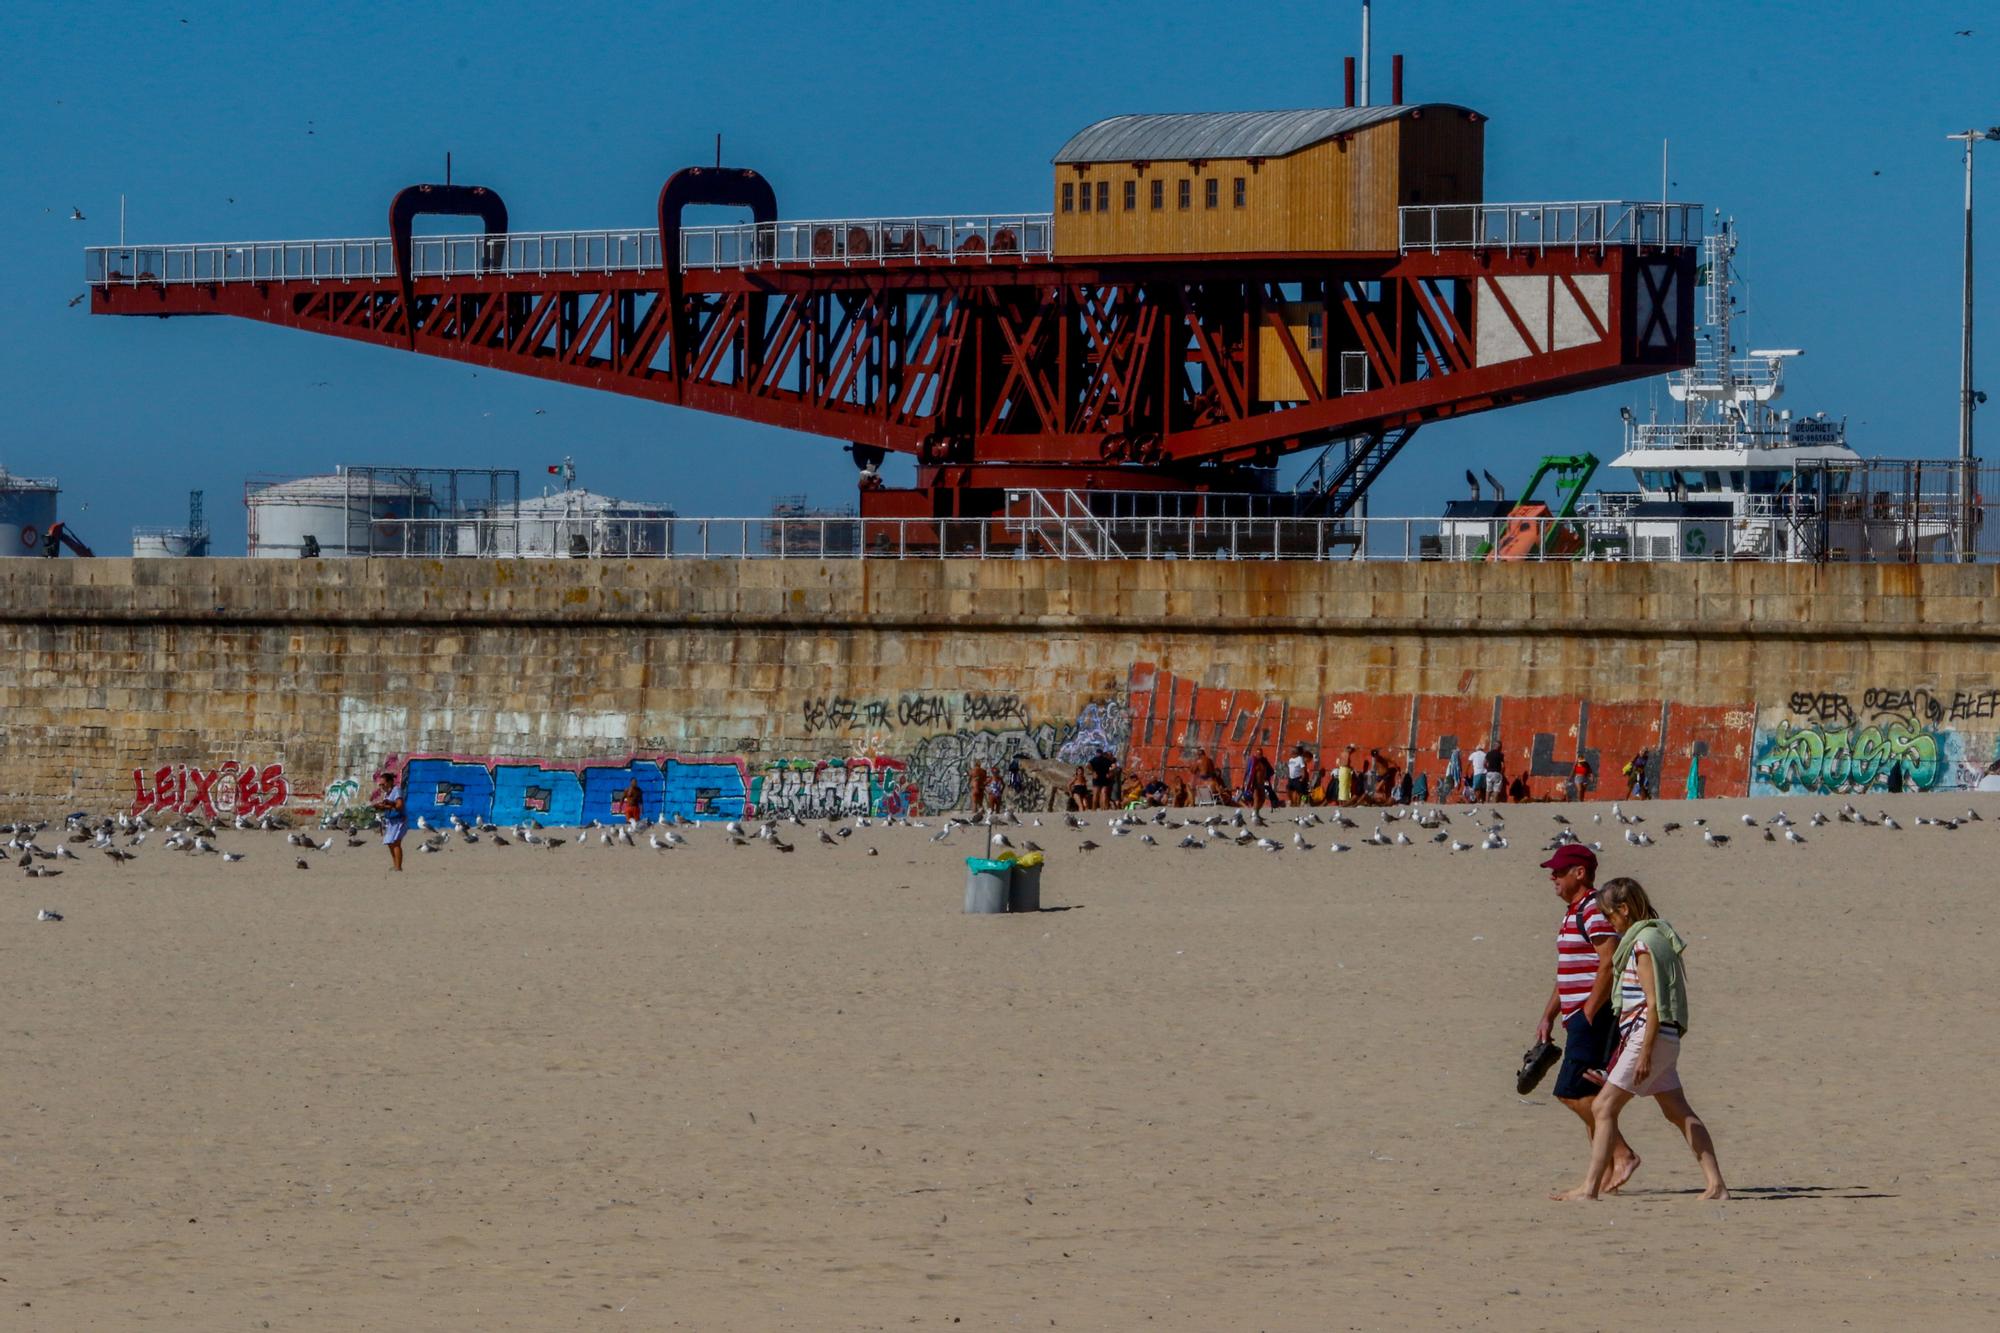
[1556,893,1616,1019]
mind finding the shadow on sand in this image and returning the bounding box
[1627,1184,1896,1202]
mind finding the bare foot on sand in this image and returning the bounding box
[1549,1186,1599,1202]
[1700,1185,1730,1201]
[1601,1152,1642,1194]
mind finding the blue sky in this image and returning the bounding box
[2,0,1994,552]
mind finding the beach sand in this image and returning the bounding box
[4,795,1997,1330]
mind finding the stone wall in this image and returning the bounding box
[1,557,1996,821]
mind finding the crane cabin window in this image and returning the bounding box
[1124,178,1136,211]
[1150,178,1163,210]
[1096,180,1109,212]
[1178,178,1191,210]
[1233,177,1246,208]
[1061,182,1074,213]
[1204,178,1218,209]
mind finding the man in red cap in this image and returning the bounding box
[1536,842,1639,1191]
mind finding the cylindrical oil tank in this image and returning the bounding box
[0,466,60,557]
[492,489,676,557]
[132,527,196,558]
[245,472,436,557]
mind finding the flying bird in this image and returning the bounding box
[68,293,85,307]
[70,207,85,221]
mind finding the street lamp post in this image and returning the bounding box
[1947,127,2000,561]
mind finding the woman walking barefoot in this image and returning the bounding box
[1553,878,1728,1201]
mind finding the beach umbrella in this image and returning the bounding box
[1685,751,1703,800]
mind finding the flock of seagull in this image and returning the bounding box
[5,795,1989,920]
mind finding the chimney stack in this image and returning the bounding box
[1360,0,1372,105]
[1392,53,1404,105]
[1344,56,1356,108]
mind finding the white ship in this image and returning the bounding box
[1589,220,1975,562]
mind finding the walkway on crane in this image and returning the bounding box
[84,200,1701,287]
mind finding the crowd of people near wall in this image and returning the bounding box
[970,742,1672,814]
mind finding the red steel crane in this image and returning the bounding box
[88,155,1699,526]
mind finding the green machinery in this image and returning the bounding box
[1483,453,1601,560]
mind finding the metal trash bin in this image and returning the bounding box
[964,857,1012,914]
[1008,852,1044,913]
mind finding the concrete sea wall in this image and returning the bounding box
[1,558,1996,821]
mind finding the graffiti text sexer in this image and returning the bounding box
[133,761,290,818]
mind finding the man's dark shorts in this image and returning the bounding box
[1552,1005,1617,1101]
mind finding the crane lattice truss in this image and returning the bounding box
[90,183,1696,518]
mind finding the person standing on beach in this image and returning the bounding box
[1247,747,1276,816]
[1192,749,1221,805]
[1087,750,1115,810]
[1535,844,1639,1192]
[1553,877,1727,1201]
[374,766,408,873]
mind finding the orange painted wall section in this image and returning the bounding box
[1125,664,1752,798]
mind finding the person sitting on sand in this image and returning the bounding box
[619,778,644,827]
[1553,877,1727,1202]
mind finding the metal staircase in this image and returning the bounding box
[1292,425,1421,518]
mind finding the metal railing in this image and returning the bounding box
[86,227,664,287]
[362,508,1998,563]
[86,213,1053,286]
[1399,200,1703,254]
[678,214,1053,269]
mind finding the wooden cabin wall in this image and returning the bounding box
[1051,110,1485,258]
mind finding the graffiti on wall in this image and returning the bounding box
[800,691,1027,736]
[1122,664,1754,799]
[1751,685,1999,794]
[400,752,754,826]
[750,756,916,820]
[902,698,1125,811]
[133,761,291,818]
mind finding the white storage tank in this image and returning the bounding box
[487,488,676,557]
[132,527,196,558]
[0,465,60,558]
[245,471,436,557]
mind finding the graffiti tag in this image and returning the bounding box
[752,756,915,820]
[133,761,290,819]
[1755,717,1944,794]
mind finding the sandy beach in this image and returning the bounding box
[4,794,1998,1330]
